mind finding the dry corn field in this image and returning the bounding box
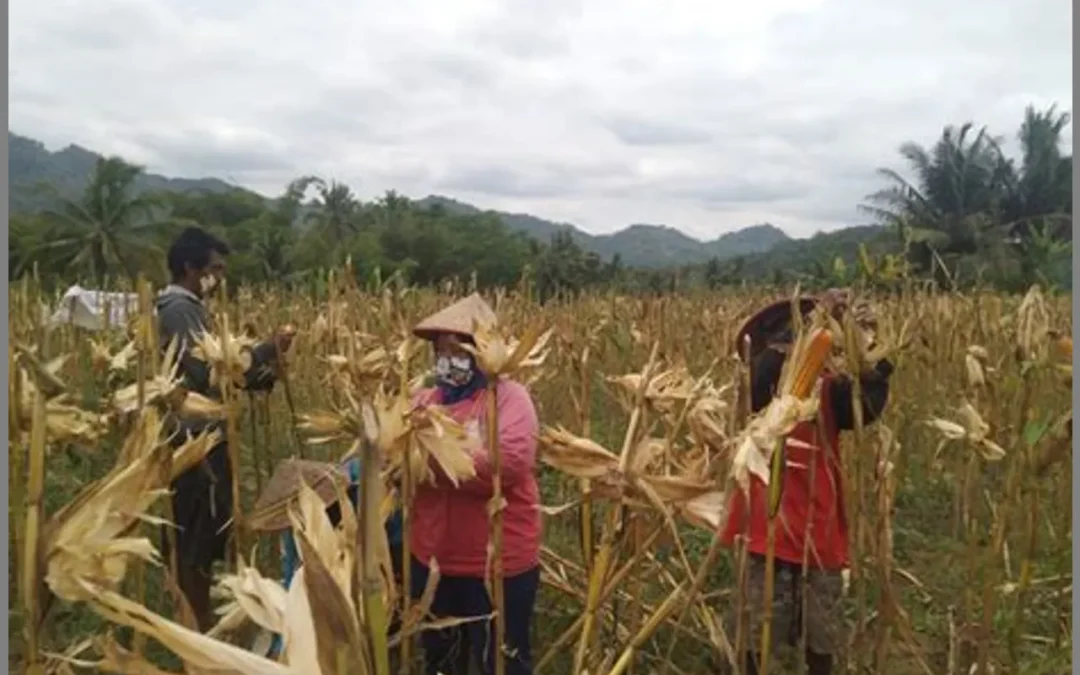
[8,273,1074,675]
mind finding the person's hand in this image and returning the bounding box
[272,324,297,355]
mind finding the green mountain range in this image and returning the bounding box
[9,132,236,213]
[411,195,792,267]
[9,131,881,269]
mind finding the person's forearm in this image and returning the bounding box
[830,360,893,429]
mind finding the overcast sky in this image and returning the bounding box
[10,0,1073,239]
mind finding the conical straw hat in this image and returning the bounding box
[413,292,497,341]
[734,295,818,362]
[248,458,350,533]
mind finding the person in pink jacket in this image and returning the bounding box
[409,293,543,675]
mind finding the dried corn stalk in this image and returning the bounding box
[43,408,221,604]
[12,348,106,445]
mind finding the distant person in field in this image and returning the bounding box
[157,226,295,631]
[719,289,894,675]
[408,293,542,675]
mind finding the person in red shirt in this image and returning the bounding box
[719,290,893,675]
[408,293,543,675]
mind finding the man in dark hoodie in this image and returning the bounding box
[157,226,294,630]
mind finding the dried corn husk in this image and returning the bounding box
[87,583,301,675]
[407,404,480,486]
[466,319,552,378]
[687,397,729,451]
[675,490,727,531]
[90,339,138,374]
[729,393,820,492]
[606,368,696,415]
[539,426,620,479]
[109,337,227,419]
[965,345,991,388]
[44,634,175,675]
[13,349,106,444]
[44,409,220,603]
[282,481,372,673]
[927,403,1006,462]
[190,330,259,389]
[1016,286,1050,363]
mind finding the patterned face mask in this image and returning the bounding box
[435,354,475,388]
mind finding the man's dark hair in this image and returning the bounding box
[166,227,230,280]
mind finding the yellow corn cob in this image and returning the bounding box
[790,328,833,399]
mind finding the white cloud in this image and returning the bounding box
[10,0,1072,239]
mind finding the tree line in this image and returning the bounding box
[9,104,1072,298]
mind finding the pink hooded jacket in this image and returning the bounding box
[410,379,542,578]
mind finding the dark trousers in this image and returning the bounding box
[161,441,233,631]
[409,557,540,675]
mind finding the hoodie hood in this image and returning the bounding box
[156,284,202,312]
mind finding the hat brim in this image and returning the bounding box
[412,327,473,342]
[734,297,818,361]
[248,459,349,533]
[412,293,497,342]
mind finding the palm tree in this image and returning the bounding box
[29,157,178,285]
[859,122,1007,256]
[304,179,361,243]
[997,105,1073,240]
[373,189,411,231]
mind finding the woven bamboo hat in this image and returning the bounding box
[413,293,497,342]
[248,458,351,533]
[733,295,818,362]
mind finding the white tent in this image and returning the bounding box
[47,285,141,331]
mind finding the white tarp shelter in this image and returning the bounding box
[47,285,141,331]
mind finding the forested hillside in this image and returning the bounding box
[8,104,1071,294]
